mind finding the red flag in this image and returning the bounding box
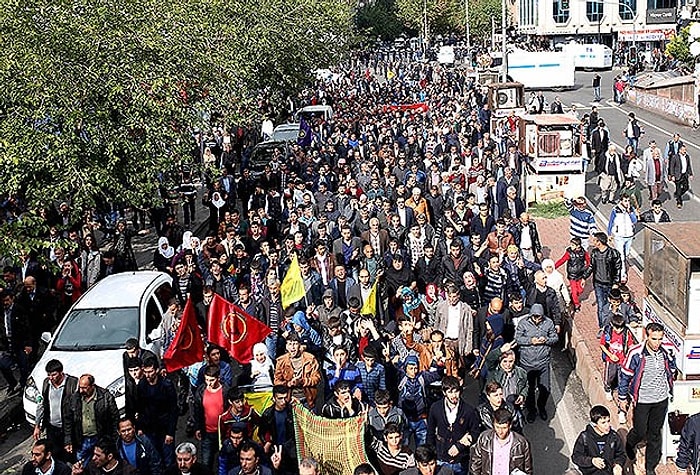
[207,294,272,363]
[163,299,205,372]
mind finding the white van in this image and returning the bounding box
[561,43,613,70]
[297,105,334,122]
[23,271,174,424]
[507,50,575,90]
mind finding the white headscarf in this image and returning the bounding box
[180,231,193,251]
[158,236,174,259]
[542,258,570,304]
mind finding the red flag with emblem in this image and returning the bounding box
[163,298,205,372]
[207,293,272,363]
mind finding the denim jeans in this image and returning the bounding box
[76,436,98,465]
[404,419,427,447]
[614,235,634,281]
[199,431,219,469]
[145,431,175,468]
[594,283,612,328]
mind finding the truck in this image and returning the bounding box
[560,43,613,70]
[506,50,575,90]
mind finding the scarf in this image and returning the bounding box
[158,237,175,259]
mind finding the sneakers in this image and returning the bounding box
[618,410,627,425]
[605,391,613,401]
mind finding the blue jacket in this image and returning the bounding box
[676,412,700,472]
[618,342,676,403]
[117,434,162,475]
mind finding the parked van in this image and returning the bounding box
[23,271,174,424]
[561,43,613,70]
[507,50,575,90]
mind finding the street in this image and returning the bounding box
[1,67,697,474]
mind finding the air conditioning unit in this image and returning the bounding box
[494,87,518,109]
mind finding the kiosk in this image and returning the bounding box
[517,114,585,205]
[642,223,700,461]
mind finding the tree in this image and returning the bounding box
[468,0,502,43]
[394,0,500,42]
[666,26,694,68]
[356,0,405,41]
[0,0,353,257]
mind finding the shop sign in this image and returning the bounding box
[647,8,677,25]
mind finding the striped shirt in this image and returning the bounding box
[566,201,597,239]
[638,349,670,404]
[371,439,415,474]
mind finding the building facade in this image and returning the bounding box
[516,0,679,46]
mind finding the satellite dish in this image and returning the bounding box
[690,22,700,41]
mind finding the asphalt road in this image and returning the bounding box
[553,68,700,266]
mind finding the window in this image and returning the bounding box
[586,0,604,22]
[619,0,637,20]
[553,0,570,23]
[647,0,675,8]
[52,308,139,351]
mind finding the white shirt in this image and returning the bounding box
[445,304,461,339]
[520,225,533,250]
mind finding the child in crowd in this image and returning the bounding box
[599,313,636,424]
[555,236,590,313]
[572,405,626,474]
[397,355,441,447]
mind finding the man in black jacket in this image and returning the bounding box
[583,232,622,328]
[259,386,297,475]
[1,290,31,392]
[426,376,480,475]
[64,374,119,464]
[136,358,178,468]
[34,359,78,463]
[22,439,71,475]
[525,270,563,332]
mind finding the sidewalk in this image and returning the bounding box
[537,216,676,474]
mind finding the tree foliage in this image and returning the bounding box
[0,0,353,255]
[394,0,500,43]
[356,0,405,41]
[666,26,693,67]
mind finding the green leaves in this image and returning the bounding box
[0,0,352,256]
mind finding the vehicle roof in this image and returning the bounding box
[274,123,300,131]
[520,114,580,126]
[299,105,333,112]
[644,222,700,258]
[74,271,169,309]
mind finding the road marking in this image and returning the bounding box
[606,101,700,153]
[550,359,579,453]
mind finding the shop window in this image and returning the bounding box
[619,0,637,20]
[586,0,604,22]
[553,0,570,23]
[647,0,675,8]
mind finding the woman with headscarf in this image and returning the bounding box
[542,258,572,350]
[154,236,175,274]
[398,286,426,329]
[420,283,440,328]
[248,342,275,389]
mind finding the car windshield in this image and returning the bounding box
[52,308,139,351]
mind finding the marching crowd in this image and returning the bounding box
[1,46,692,475]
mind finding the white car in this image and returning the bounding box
[23,271,174,425]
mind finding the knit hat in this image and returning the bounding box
[405,355,419,367]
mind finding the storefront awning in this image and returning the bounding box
[618,29,675,42]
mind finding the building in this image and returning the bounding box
[516,0,679,48]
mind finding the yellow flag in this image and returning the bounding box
[281,254,306,309]
[387,69,396,81]
[360,280,377,316]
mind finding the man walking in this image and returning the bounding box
[619,322,676,475]
[470,408,533,475]
[675,409,700,474]
[583,232,622,328]
[607,194,638,282]
[34,359,78,463]
[21,439,71,475]
[64,374,120,464]
[592,74,602,102]
[669,144,693,209]
[515,304,558,423]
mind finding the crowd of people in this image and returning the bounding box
[1,43,690,475]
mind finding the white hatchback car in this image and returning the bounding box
[23,271,174,425]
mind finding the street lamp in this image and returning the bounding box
[501,0,508,82]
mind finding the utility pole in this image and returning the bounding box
[465,0,471,51]
[501,0,508,82]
